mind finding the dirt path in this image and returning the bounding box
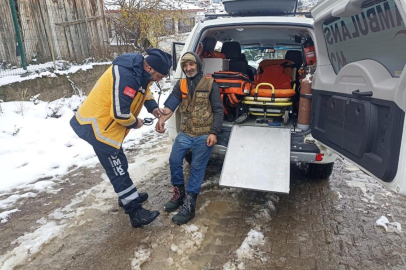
[1,134,406,270]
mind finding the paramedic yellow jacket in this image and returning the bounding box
[70,53,158,156]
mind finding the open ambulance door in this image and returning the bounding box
[310,0,406,195]
[172,42,185,72]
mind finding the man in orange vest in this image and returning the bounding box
[70,49,172,228]
[156,52,223,224]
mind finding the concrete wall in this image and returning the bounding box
[0,65,110,102]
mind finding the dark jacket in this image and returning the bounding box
[70,53,158,155]
[164,52,223,135]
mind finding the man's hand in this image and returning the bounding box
[206,134,217,147]
[155,119,166,133]
[160,107,173,122]
[152,108,161,119]
[135,118,143,129]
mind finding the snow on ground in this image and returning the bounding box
[223,261,245,270]
[376,215,402,233]
[0,174,110,268]
[0,209,20,224]
[0,131,171,269]
[166,224,209,268]
[0,80,170,223]
[0,221,65,270]
[171,224,207,256]
[0,61,112,86]
[222,229,266,269]
[235,229,265,260]
[131,248,151,270]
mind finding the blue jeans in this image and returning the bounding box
[169,132,214,195]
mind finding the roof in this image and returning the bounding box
[222,0,298,15]
[201,15,313,27]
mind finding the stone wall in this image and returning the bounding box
[0,65,110,102]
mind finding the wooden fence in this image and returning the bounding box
[0,0,110,77]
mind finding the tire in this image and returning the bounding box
[307,162,334,179]
[185,151,192,164]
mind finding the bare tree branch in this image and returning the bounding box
[105,0,187,52]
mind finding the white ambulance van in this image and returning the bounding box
[167,0,406,195]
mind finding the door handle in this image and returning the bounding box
[352,90,373,97]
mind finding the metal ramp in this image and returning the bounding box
[219,125,291,193]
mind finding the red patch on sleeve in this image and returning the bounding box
[123,86,136,98]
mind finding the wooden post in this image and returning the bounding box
[9,0,27,70]
[43,3,57,70]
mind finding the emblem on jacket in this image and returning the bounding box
[124,86,136,98]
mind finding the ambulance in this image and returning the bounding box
[167,0,406,195]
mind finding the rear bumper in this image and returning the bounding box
[211,145,326,163]
[211,131,338,164]
[168,121,337,164]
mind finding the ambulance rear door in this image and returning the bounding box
[311,0,406,195]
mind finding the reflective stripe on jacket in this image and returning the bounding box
[70,53,157,155]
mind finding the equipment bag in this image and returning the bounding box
[212,71,252,95]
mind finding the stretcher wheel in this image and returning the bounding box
[283,110,289,125]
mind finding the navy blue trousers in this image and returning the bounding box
[93,146,141,212]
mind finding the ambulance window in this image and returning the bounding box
[322,0,406,77]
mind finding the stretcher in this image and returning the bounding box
[242,83,293,124]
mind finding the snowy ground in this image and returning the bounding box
[1,152,405,270]
[0,80,170,222]
[0,61,112,86]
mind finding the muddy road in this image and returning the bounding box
[1,133,406,270]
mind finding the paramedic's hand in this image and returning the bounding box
[135,118,143,129]
[152,108,161,119]
[155,119,166,133]
[207,134,217,147]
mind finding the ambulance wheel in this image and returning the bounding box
[307,162,334,179]
[185,151,192,164]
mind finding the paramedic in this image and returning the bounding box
[155,52,223,224]
[70,49,172,228]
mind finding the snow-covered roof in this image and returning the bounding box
[105,0,205,12]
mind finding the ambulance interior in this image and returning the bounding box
[196,25,316,146]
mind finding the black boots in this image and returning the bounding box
[128,208,160,228]
[124,198,159,228]
[164,186,197,224]
[164,185,185,212]
[172,193,197,225]
[118,192,148,208]
[122,194,159,228]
